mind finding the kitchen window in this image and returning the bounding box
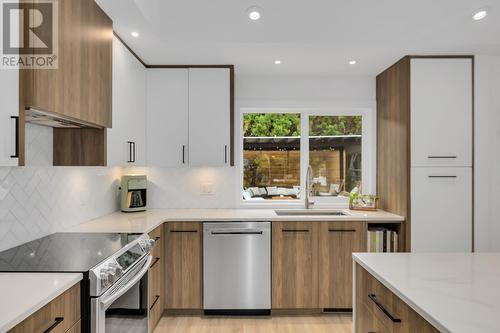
[241,109,374,205]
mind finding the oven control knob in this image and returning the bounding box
[147,238,155,251]
[100,271,110,289]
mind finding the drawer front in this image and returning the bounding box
[149,226,163,259]
[8,283,80,333]
[356,264,440,333]
[356,301,391,333]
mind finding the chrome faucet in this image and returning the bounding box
[305,165,315,209]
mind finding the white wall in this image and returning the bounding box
[474,55,500,252]
[134,74,376,209]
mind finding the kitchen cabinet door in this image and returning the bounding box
[165,222,202,309]
[272,222,319,309]
[108,36,146,166]
[188,68,230,167]
[411,167,472,252]
[0,68,19,166]
[410,58,472,167]
[319,222,366,309]
[147,69,189,167]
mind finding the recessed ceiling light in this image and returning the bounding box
[247,6,262,21]
[349,60,357,65]
[131,31,140,37]
[274,60,281,65]
[473,10,487,21]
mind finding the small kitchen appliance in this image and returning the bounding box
[120,175,147,212]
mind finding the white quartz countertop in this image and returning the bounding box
[67,208,404,234]
[353,253,500,333]
[0,273,82,333]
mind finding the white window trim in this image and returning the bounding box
[237,106,376,209]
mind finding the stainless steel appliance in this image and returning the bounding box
[0,232,155,333]
[203,222,271,315]
[90,234,154,333]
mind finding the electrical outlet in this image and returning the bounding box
[200,183,214,195]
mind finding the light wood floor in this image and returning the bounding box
[153,315,353,333]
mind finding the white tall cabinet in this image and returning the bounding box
[0,68,19,166]
[146,67,232,167]
[108,36,147,166]
[410,58,473,252]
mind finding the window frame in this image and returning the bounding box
[238,106,376,208]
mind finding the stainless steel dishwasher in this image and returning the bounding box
[203,221,271,315]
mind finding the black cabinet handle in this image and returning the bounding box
[328,229,356,233]
[182,145,186,164]
[428,175,457,178]
[10,116,19,158]
[282,229,309,233]
[149,295,160,310]
[150,257,160,269]
[170,230,198,233]
[427,155,457,159]
[154,236,161,241]
[224,145,228,164]
[368,294,401,323]
[43,317,64,333]
[127,141,136,163]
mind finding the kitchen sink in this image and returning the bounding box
[274,209,350,216]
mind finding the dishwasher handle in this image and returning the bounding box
[210,229,264,235]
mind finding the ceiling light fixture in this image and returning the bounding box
[349,60,357,65]
[131,31,140,37]
[247,6,262,21]
[274,60,281,65]
[473,10,488,21]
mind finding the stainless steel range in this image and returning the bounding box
[0,232,155,333]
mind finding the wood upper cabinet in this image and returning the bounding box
[319,222,366,309]
[8,283,80,333]
[410,58,472,168]
[164,222,202,309]
[22,0,112,128]
[272,222,319,309]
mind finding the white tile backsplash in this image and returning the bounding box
[0,124,121,251]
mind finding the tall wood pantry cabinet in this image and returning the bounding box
[377,56,473,252]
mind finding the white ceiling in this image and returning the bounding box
[96,0,500,76]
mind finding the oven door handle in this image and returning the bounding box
[100,255,152,308]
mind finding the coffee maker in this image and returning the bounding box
[120,175,147,212]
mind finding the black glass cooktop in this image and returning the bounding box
[0,233,132,273]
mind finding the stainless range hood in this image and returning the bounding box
[25,107,102,129]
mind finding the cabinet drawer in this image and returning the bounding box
[149,256,162,300]
[8,283,80,333]
[356,264,440,333]
[149,293,162,332]
[355,301,390,333]
[149,226,163,259]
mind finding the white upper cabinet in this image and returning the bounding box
[410,58,472,167]
[188,68,231,167]
[108,36,147,166]
[0,68,19,166]
[146,69,189,167]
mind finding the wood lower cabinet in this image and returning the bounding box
[272,222,319,309]
[319,222,366,309]
[355,263,439,333]
[165,222,202,310]
[149,225,164,331]
[8,283,80,333]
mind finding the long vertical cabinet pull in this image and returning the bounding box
[182,145,186,164]
[10,116,19,158]
[127,141,136,163]
[224,145,228,164]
